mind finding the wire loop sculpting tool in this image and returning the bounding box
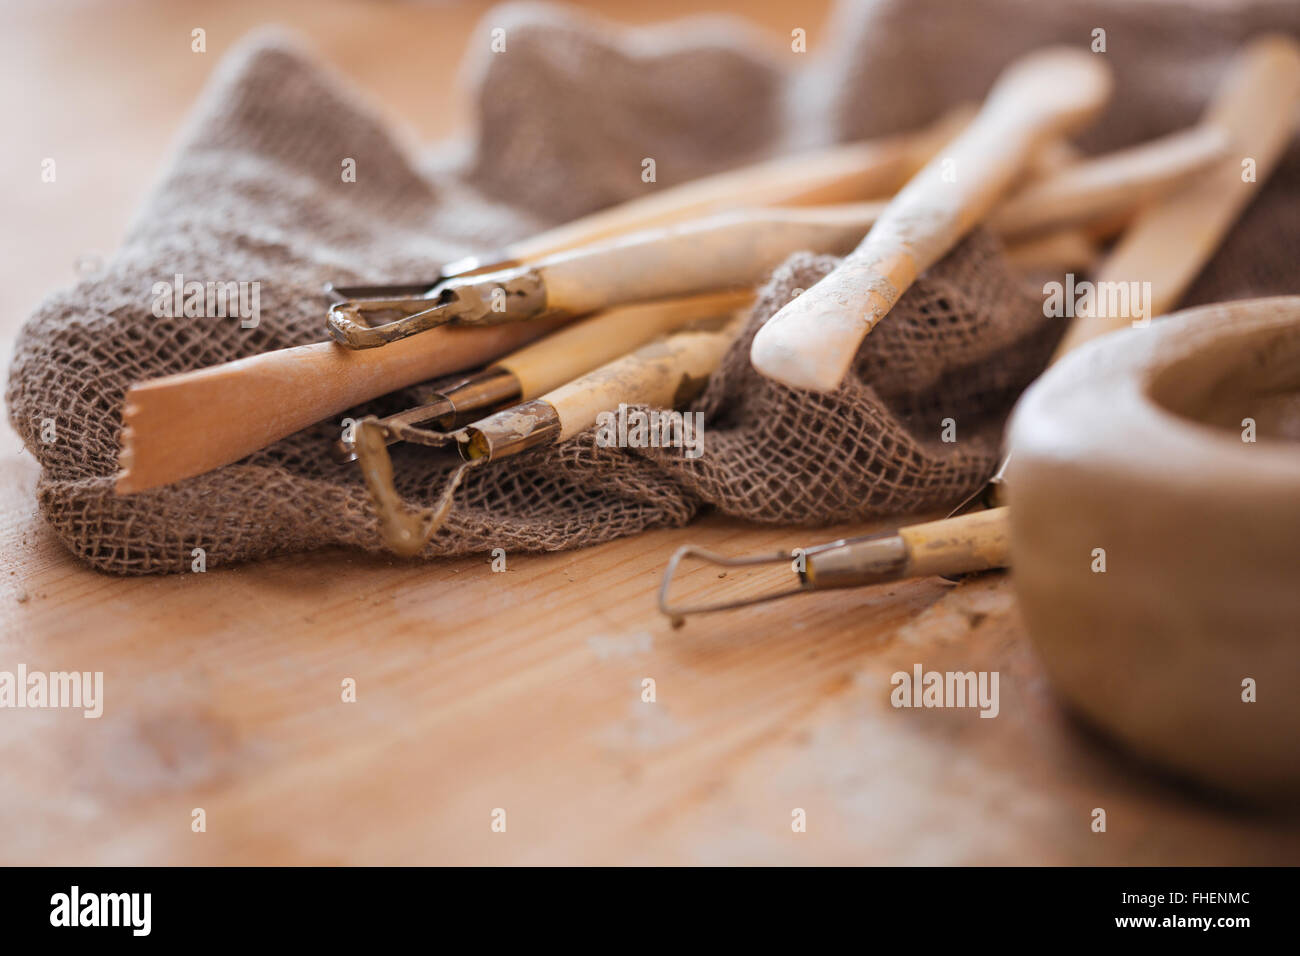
[659,509,1011,622]
[332,290,750,461]
[660,35,1300,623]
[325,204,892,347]
[355,317,745,556]
[113,42,1278,496]
[111,110,960,495]
[321,107,975,344]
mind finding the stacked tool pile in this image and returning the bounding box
[7,0,1300,573]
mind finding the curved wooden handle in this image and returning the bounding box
[544,325,737,441]
[751,47,1112,392]
[503,106,972,264]
[537,204,885,316]
[1051,34,1300,358]
[499,291,750,398]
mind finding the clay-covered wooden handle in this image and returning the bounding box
[544,324,738,441]
[502,105,973,264]
[500,291,749,399]
[750,47,1113,393]
[536,204,886,315]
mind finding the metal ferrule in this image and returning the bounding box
[431,367,522,429]
[332,368,524,462]
[326,264,548,347]
[440,267,548,327]
[459,400,562,463]
[321,253,524,305]
[803,533,909,590]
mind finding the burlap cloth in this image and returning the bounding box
[7,0,1299,574]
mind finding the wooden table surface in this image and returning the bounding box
[3,0,1297,865]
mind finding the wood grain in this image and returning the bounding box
[4,0,1298,865]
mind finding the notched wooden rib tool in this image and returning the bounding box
[113,113,968,497]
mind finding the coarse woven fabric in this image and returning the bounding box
[6,0,1299,574]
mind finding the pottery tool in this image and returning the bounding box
[1008,295,1300,801]
[116,315,572,495]
[326,202,893,348]
[116,186,1108,496]
[659,507,1011,621]
[355,319,742,556]
[953,31,1300,513]
[113,39,1266,496]
[988,121,1228,239]
[1052,33,1300,357]
[659,34,1300,620]
[115,104,972,498]
[326,120,1219,352]
[333,290,751,461]
[324,106,973,336]
[749,47,1113,393]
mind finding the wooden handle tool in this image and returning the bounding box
[116,316,571,496]
[462,322,737,462]
[990,121,1228,238]
[325,202,895,347]
[749,47,1113,392]
[327,106,973,313]
[659,507,1010,619]
[662,36,1300,623]
[358,320,742,555]
[498,292,748,400]
[1051,34,1300,358]
[335,290,751,460]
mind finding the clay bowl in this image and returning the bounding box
[1007,296,1300,801]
